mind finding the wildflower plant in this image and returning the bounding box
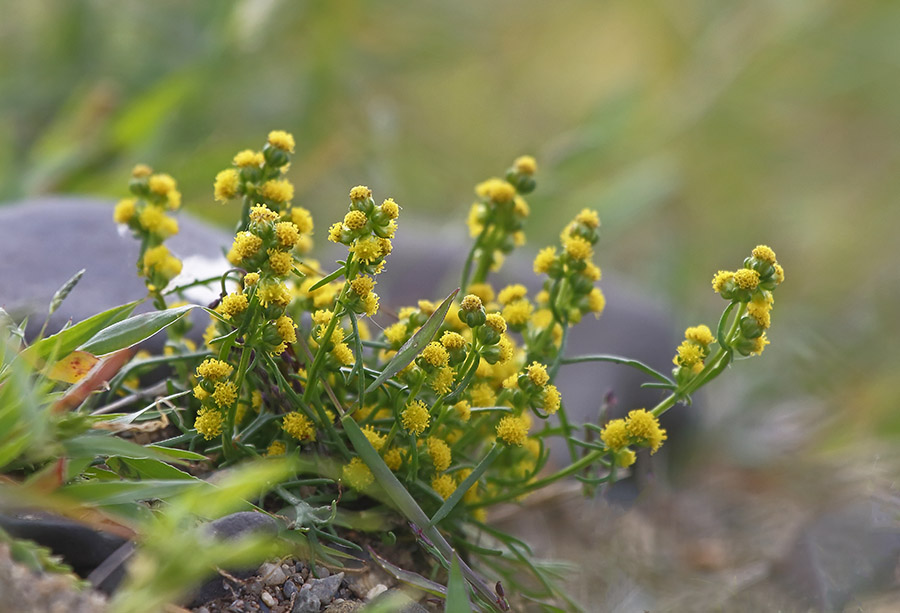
[0,130,785,612]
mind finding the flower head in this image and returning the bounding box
[427,437,452,472]
[282,412,315,441]
[401,399,430,435]
[343,457,374,490]
[267,130,296,153]
[194,408,224,440]
[214,169,240,202]
[496,415,529,446]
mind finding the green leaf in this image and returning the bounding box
[146,445,209,461]
[59,479,210,505]
[342,416,501,609]
[107,457,198,481]
[62,434,191,465]
[445,553,472,613]
[307,267,345,292]
[79,305,195,355]
[22,301,138,366]
[365,289,458,394]
[367,546,447,598]
[49,269,85,316]
[560,353,674,385]
[428,443,504,529]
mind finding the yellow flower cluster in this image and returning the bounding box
[328,186,399,278]
[600,409,668,459]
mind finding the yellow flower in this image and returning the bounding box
[276,315,297,344]
[588,288,606,317]
[282,412,315,441]
[751,245,777,265]
[261,179,294,203]
[167,190,181,210]
[266,441,286,456]
[267,249,293,277]
[563,235,593,261]
[685,325,715,347]
[362,425,387,451]
[212,381,238,408]
[454,400,471,422]
[733,268,760,291]
[113,199,136,224]
[600,418,628,451]
[243,272,260,286]
[542,384,561,414]
[401,399,430,435]
[466,283,495,304]
[432,474,456,500]
[469,382,496,408]
[343,457,374,491]
[711,270,734,294]
[574,208,600,228]
[675,340,704,367]
[460,294,483,312]
[349,185,372,201]
[383,448,405,471]
[194,408,224,440]
[498,284,527,305]
[427,437,452,472]
[497,334,514,363]
[131,163,152,178]
[250,204,279,223]
[502,299,533,326]
[747,296,772,329]
[331,343,355,365]
[149,173,176,196]
[440,331,466,350]
[229,232,263,262]
[350,236,382,263]
[384,322,408,346]
[142,245,182,280]
[526,362,549,387]
[344,210,367,230]
[485,313,507,334]
[214,169,240,202]
[267,130,296,153]
[625,409,667,453]
[615,449,636,468]
[430,366,455,395]
[291,207,314,234]
[773,263,785,285]
[533,247,558,274]
[513,155,537,176]
[421,342,450,367]
[380,198,400,219]
[583,261,602,281]
[350,274,376,297]
[496,415,529,446]
[750,333,770,355]
[192,384,209,401]
[467,203,485,237]
[257,281,291,307]
[233,149,264,168]
[220,293,249,318]
[477,178,515,204]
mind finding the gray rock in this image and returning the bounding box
[774,498,900,611]
[307,571,344,603]
[292,584,321,613]
[283,579,298,599]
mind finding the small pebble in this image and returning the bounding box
[366,584,388,600]
[283,579,298,599]
[261,590,277,607]
[259,562,288,586]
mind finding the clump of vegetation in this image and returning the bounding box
[0,130,784,611]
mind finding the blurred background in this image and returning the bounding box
[2,0,899,608]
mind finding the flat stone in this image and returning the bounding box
[365,584,388,600]
[307,571,344,603]
[291,585,321,613]
[259,562,288,586]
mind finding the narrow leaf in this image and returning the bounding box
[428,443,504,528]
[307,267,346,292]
[560,353,674,384]
[79,305,195,355]
[366,289,458,394]
[445,553,472,613]
[22,301,138,366]
[107,457,199,481]
[62,434,191,464]
[59,479,210,505]
[49,269,85,315]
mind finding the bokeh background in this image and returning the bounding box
[2,0,899,608]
